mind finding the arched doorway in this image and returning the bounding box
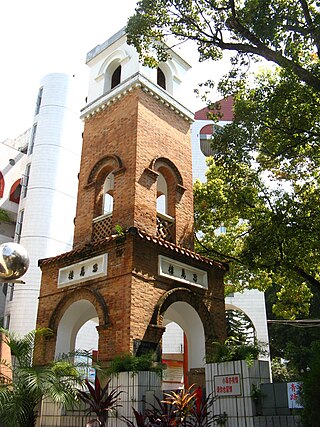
[162,301,206,390]
[55,300,99,362]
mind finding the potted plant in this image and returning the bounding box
[78,375,123,427]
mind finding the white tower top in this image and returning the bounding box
[83,28,192,114]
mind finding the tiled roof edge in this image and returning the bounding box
[128,227,228,271]
[38,227,228,271]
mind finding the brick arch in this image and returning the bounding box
[150,157,186,220]
[87,155,125,217]
[151,287,217,343]
[0,171,4,198]
[150,157,183,187]
[48,286,109,333]
[87,155,123,185]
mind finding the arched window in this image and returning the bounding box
[155,168,177,242]
[9,179,22,204]
[103,172,114,215]
[156,172,168,215]
[199,124,224,156]
[157,68,166,90]
[111,65,121,89]
[0,172,4,198]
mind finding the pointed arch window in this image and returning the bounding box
[157,67,166,90]
[111,65,121,89]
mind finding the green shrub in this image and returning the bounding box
[206,338,264,366]
[106,353,164,377]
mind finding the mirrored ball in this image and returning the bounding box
[0,242,30,281]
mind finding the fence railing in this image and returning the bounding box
[92,213,113,242]
[156,212,175,242]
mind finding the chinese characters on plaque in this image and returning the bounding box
[158,255,208,289]
[58,254,108,287]
[215,375,241,396]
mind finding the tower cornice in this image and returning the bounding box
[80,72,194,123]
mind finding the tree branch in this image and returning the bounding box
[294,266,320,289]
[223,17,320,91]
[298,0,320,55]
[195,233,243,264]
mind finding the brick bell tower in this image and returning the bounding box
[35,28,227,371]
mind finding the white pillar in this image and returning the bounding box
[6,73,84,335]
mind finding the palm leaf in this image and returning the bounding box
[0,328,84,426]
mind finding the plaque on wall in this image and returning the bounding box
[158,255,208,289]
[58,253,108,287]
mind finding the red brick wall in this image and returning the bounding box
[73,88,193,249]
[35,235,226,365]
[35,84,226,367]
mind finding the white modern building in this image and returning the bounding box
[1,73,84,335]
[0,133,29,322]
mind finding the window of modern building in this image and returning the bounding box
[199,124,224,156]
[0,171,4,198]
[35,87,43,115]
[22,164,31,198]
[1,283,8,298]
[157,68,166,90]
[28,123,37,155]
[111,65,121,89]
[9,179,22,204]
[8,284,14,302]
[15,210,24,243]
[4,315,10,329]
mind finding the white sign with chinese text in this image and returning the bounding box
[287,382,303,408]
[158,255,208,289]
[214,374,241,397]
[58,254,108,287]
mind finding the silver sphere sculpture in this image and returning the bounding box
[0,242,30,281]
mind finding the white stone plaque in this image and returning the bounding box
[158,255,208,289]
[58,254,108,287]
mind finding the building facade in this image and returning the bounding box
[0,30,268,368]
[1,73,83,335]
[34,29,227,387]
[0,133,29,322]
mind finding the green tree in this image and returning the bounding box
[0,328,83,427]
[127,0,320,89]
[193,66,320,318]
